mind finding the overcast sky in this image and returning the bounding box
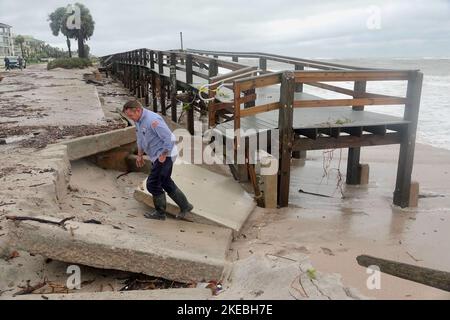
[1,0,450,58]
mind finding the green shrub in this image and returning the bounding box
[47,58,93,70]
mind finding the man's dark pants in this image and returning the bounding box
[146,157,177,196]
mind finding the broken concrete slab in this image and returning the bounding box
[7,216,232,283]
[134,164,256,233]
[60,126,136,161]
[10,288,212,300]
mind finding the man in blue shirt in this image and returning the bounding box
[123,100,193,220]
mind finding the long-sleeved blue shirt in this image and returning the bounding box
[135,109,177,162]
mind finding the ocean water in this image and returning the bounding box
[234,58,450,151]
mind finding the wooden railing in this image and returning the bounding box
[101,48,423,209]
[231,69,417,132]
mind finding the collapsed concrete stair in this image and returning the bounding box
[6,216,233,284]
[134,163,256,233]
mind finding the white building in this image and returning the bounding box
[1,23,15,64]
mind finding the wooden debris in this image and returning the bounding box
[13,280,47,297]
[6,215,75,230]
[357,254,450,292]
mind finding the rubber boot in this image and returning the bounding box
[168,187,193,219]
[144,193,167,220]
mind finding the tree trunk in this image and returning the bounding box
[77,30,85,58]
[66,37,72,58]
[20,44,24,57]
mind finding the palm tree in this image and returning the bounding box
[15,35,25,57]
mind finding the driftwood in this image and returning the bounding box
[13,280,47,297]
[6,216,75,230]
[85,79,104,86]
[357,255,450,292]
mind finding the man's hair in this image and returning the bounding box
[122,99,143,112]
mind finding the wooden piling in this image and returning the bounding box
[278,72,295,207]
[346,80,367,185]
[393,72,423,208]
[170,53,178,123]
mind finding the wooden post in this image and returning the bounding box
[160,76,166,116]
[150,50,155,70]
[209,59,218,78]
[144,50,150,106]
[170,53,178,122]
[346,80,367,185]
[151,71,157,112]
[132,51,137,95]
[158,52,164,74]
[259,57,267,72]
[394,72,423,208]
[185,54,194,135]
[185,54,193,84]
[232,56,238,62]
[137,50,142,98]
[278,72,295,207]
[243,89,256,108]
[127,52,131,90]
[294,64,304,92]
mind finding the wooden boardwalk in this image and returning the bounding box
[101,48,423,209]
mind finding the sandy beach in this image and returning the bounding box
[1,64,449,300]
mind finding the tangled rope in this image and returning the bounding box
[198,68,262,103]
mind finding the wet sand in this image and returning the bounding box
[230,143,450,299]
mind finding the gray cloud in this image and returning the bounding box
[1,0,449,58]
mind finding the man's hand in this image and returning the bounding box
[136,154,145,168]
[158,152,167,163]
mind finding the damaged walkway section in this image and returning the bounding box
[6,216,232,283]
[134,163,256,233]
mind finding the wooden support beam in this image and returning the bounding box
[185,54,193,84]
[259,57,267,71]
[243,89,256,108]
[158,52,164,74]
[346,147,361,185]
[346,80,366,186]
[394,72,423,208]
[364,125,387,136]
[293,133,402,151]
[232,56,238,62]
[160,76,166,116]
[353,80,367,111]
[357,255,450,292]
[317,127,341,138]
[293,97,407,108]
[277,72,295,207]
[236,72,283,91]
[294,70,411,82]
[150,50,155,70]
[298,128,318,140]
[209,59,218,78]
[151,71,157,112]
[170,53,178,122]
[239,102,281,118]
[342,127,363,137]
[387,123,408,132]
